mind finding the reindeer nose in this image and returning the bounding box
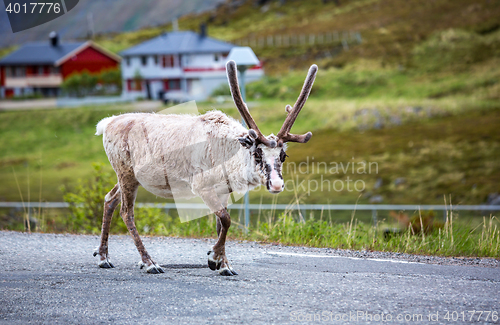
[269,179,284,193]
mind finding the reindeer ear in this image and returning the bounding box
[238,136,254,149]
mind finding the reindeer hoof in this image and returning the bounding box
[208,259,220,271]
[94,247,114,268]
[138,261,164,274]
[219,265,238,276]
[98,259,115,268]
[147,264,164,274]
[208,250,238,276]
[219,268,238,276]
[207,250,221,270]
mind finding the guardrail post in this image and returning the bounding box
[244,193,250,231]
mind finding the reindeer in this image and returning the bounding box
[93,61,317,276]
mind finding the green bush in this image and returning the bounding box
[61,69,122,97]
[60,163,118,233]
[61,71,98,97]
[60,163,171,235]
[61,73,82,96]
[98,69,122,94]
[10,93,44,101]
[99,69,121,86]
[211,83,231,97]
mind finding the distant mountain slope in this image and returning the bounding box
[0,0,224,48]
[85,0,499,73]
[173,0,500,72]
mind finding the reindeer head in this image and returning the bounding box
[226,60,317,194]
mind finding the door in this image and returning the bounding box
[145,81,152,100]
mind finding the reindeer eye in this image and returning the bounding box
[254,148,263,165]
[279,150,288,163]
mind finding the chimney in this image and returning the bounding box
[199,23,207,38]
[49,31,59,47]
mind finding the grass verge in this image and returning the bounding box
[6,205,499,258]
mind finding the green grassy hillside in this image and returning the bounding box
[0,101,498,206]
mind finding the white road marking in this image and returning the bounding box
[265,251,424,265]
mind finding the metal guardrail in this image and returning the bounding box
[1,202,499,211]
[2,202,498,228]
[0,202,71,208]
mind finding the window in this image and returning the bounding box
[14,66,26,77]
[5,66,12,77]
[141,56,147,66]
[214,53,220,62]
[51,66,60,75]
[154,56,159,65]
[127,79,142,91]
[169,79,180,90]
[164,79,181,90]
[162,55,174,68]
[38,66,44,75]
[126,57,131,66]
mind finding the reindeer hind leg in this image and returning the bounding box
[119,176,164,274]
[94,183,121,268]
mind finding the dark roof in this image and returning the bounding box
[120,31,234,56]
[0,42,86,65]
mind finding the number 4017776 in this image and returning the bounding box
[444,311,498,322]
[5,3,61,14]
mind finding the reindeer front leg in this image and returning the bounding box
[198,191,237,276]
[208,208,238,276]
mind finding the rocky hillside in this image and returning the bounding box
[0,0,223,48]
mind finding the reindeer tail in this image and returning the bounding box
[95,116,117,136]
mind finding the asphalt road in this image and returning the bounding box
[1,231,499,324]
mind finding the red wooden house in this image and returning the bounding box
[0,32,120,98]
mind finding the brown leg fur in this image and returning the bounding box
[119,177,164,274]
[199,191,236,276]
[208,208,236,275]
[94,184,121,268]
[216,216,222,237]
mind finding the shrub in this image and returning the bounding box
[99,69,121,87]
[61,71,97,97]
[61,69,122,97]
[60,163,118,233]
[211,83,231,97]
[60,163,171,235]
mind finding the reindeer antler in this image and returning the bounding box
[226,60,277,148]
[276,64,318,146]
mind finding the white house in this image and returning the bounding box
[120,28,264,101]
